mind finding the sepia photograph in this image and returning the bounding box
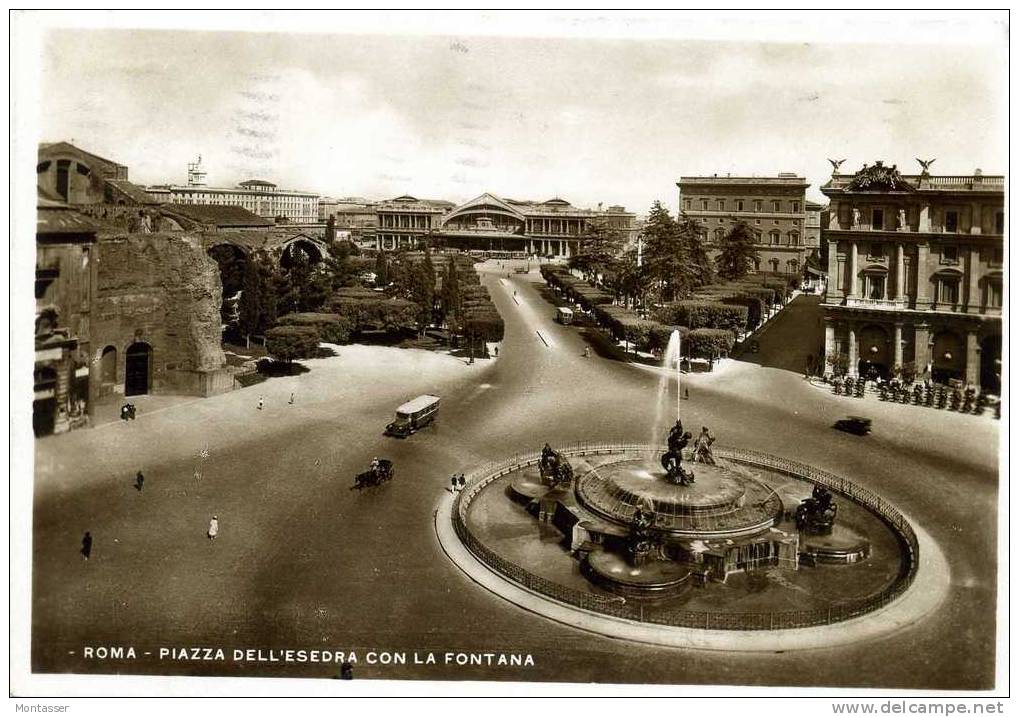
[9,9,1010,706]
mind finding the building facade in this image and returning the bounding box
[367,193,637,256]
[148,158,319,224]
[820,161,1003,392]
[677,175,814,277]
[35,191,99,436]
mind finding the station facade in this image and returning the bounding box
[367,193,637,257]
[820,162,1003,392]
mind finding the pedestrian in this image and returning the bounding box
[207,515,219,540]
[81,531,92,561]
[458,474,466,490]
[135,470,145,491]
[451,475,458,493]
[257,396,264,411]
[288,392,295,405]
[684,387,690,401]
[494,346,499,357]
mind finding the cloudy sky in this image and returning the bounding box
[38,17,1007,213]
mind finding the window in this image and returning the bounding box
[988,281,1003,308]
[866,274,886,300]
[736,200,744,211]
[995,212,1004,234]
[791,202,800,213]
[753,231,762,243]
[868,243,884,260]
[701,199,709,211]
[755,218,761,225]
[937,277,960,305]
[991,246,1003,266]
[770,258,780,272]
[872,209,884,230]
[789,232,800,246]
[942,246,959,264]
[754,200,762,212]
[769,230,780,245]
[945,210,959,233]
[683,199,691,211]
[714,228,725,242]
[772,200,781,212]
[717,199,725,211]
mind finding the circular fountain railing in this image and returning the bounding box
[451,442,920,631]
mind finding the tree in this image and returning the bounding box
[677,212,715,288]
[715,221,760,281]
[265,325,320,364]
[374,251,390,288]
[569,217,625,283]
[642,201,691,303]
[441,255,463,329]
[237,254,262,346]
[325,215,336,243]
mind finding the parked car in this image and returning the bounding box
[834,416,872,436]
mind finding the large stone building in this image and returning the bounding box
[148,157,320,224]
[677,174,815,278]
[35,143,234,428]
[366,192,637,256]
[820,161,1003,392]
[34,190,99,436]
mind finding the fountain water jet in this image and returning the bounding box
[651,330,683,448]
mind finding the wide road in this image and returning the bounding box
[31,262,999,689]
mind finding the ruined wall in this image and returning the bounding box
[91,232,230,397]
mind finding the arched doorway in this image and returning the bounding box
[857,324,891,379]
[100,345,117,388]
[125,342,152,396]
[931,330,964,384]
[980,335,1002,394]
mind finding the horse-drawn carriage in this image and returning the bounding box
[354,459,394,489]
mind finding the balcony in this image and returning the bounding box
[845,297,908,310]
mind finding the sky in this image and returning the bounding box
[37,19,1008,215]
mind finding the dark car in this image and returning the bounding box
[834,416,872,435]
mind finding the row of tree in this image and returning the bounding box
[568,201,764,311]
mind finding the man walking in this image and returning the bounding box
[257,396,264,411]
[81,531,93,560]
[450,475,459,493]
[207,515,219,540]
[135,470,145,491]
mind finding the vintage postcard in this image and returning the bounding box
[9,9,1010,706]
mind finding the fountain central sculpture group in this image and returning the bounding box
[661,421,695,486]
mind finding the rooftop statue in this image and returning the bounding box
[848,161,915,192]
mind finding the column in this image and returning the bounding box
[824,322,836,376]
[965,330,980,388]
[827,239,839,280]
[915,244,929,307]
[828,201,840,230]
[914,324,931,375]
[847,323,859,377]
[970,203,983,235]
[895,243,905,300]
[893,322,903,371]
[918,204,931,232]
[966,247,981,313]
[847,241,858,298]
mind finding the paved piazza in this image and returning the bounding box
[32,262,1000,688]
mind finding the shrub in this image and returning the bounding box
[685,328,735,358]
[647,324,690,354]
[265,325,321,363]
[720,296,763,331]
[652,301,747,332]
[276,312,354,345]
[327,289,419,334]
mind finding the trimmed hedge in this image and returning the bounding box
[265,325,321,363]
[327,289,419,333]
[276,312,354,344]
[686,328,735,358]
[648,324,690,353]
[652,301,748,333]
[719,296,763,331]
